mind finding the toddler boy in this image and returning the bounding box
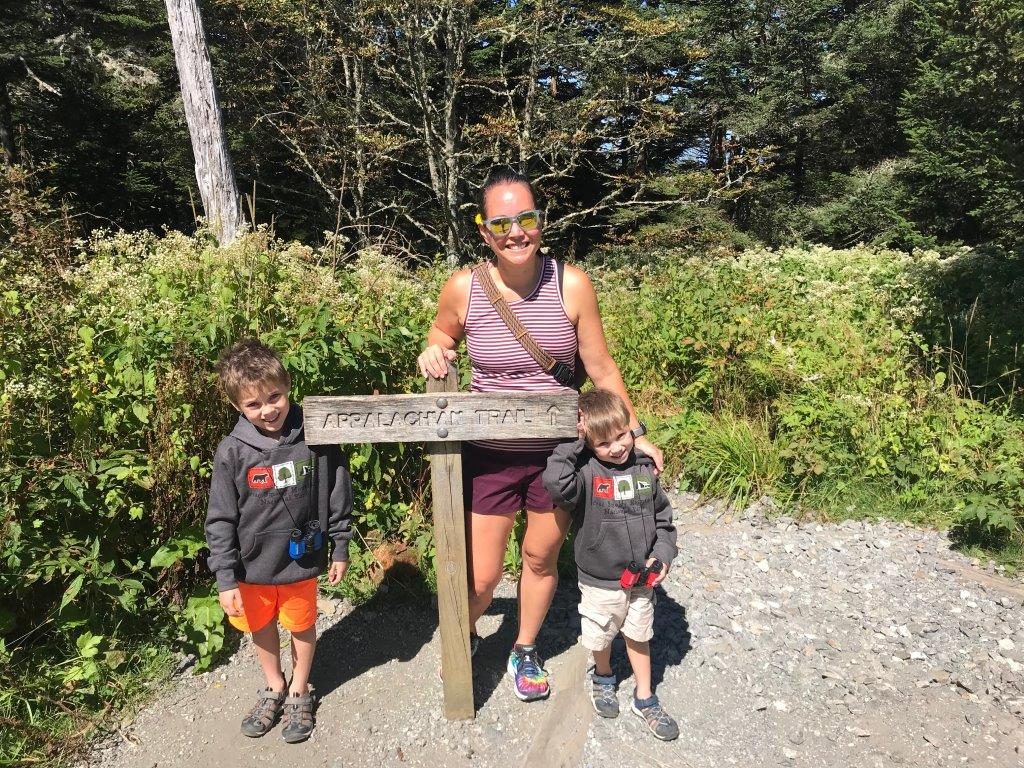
[543,388,679,740]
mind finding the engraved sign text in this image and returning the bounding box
[304,392,578,445]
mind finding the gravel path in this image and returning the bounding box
[86,494,1024,768]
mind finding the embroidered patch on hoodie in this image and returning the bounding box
[593,476,614,499]
[636,476,653,496]
[247,466,273,490]
[613,475,635,500]
[273,461,297,489]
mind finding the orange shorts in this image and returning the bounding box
[227,578,318,633]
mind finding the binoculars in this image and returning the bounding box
[619,558,663,589]
[288,521,324,560]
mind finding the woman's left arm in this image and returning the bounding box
[563,264,664,473]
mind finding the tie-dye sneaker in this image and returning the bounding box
[507,644,550,701]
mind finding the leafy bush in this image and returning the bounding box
[1,229,443,763]
[789,160,933,252]
[596,244,1024,539]
[911,247,1024,408]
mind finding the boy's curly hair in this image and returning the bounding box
[215,339,290,404]
[579,388,631,443]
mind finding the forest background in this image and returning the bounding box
[1,1,1022,764]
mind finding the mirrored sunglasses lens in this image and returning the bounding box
[487,217,512,235]
[518,212,540,230]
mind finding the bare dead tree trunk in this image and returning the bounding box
[709,106,726,171]
[165,0,243,245]
[340,43,367,240]
[517,13,542,169]
[0,80,18,167]
[441,5,467,266]
[405,5,467,266]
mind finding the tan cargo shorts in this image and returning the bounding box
[578,582,656,651]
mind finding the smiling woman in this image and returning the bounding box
[417,166,663,703]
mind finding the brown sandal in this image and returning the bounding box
[281,687,316,743]
[240,688,286,737]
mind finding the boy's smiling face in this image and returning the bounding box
[587,423,634,465]
[234,378,290,437]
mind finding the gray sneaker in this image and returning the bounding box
[589,668,619,718]
[631,695,679,741]
[280,688,316,743]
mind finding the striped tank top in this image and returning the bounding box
[465,256,578,453]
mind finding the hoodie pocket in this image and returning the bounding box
[579,518,632,581]
[584,521,609,553]
[240,529,299,581]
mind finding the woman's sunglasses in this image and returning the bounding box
[474,209,544,236]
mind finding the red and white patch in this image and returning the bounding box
[593,476,614,499]
[247,466,273,490]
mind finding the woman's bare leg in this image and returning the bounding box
[515,506,572,647]
[466,511,516,628]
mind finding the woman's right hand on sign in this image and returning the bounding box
[418,343,457,379]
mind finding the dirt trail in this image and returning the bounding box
[87,494,1024,768]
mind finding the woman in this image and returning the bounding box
[418,167,662,701]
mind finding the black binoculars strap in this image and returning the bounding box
[622,474,656,569]
[313,448,328,537]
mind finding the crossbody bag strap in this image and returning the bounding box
[472,261,574,386]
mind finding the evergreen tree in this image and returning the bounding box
[900,0,1024,248]
[1,1,193,230]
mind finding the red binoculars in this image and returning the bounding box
[619,558,663,589]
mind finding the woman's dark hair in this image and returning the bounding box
[476,166,537,217]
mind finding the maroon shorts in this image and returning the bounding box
[462,445,556,515]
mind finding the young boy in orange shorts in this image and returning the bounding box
[205,339,352,743]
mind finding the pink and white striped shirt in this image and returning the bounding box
[465,257,578,453]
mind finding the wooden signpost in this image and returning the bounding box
[304,364,578,720]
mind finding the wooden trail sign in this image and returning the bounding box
[303,365,578,719]
[304,392,578,444]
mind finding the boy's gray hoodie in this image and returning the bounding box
[543,438,676,589]
[205,405,352,591]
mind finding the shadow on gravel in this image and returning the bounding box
[310,574,437,702]
[608,588,690,692]
[309,572,690,710]
[471,578,582,711]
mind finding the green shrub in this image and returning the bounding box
[912,247,1024,408]
[789,160,934,252]
[682,412,785,508]
[596,244,1024,538]
[1,230,443,763]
